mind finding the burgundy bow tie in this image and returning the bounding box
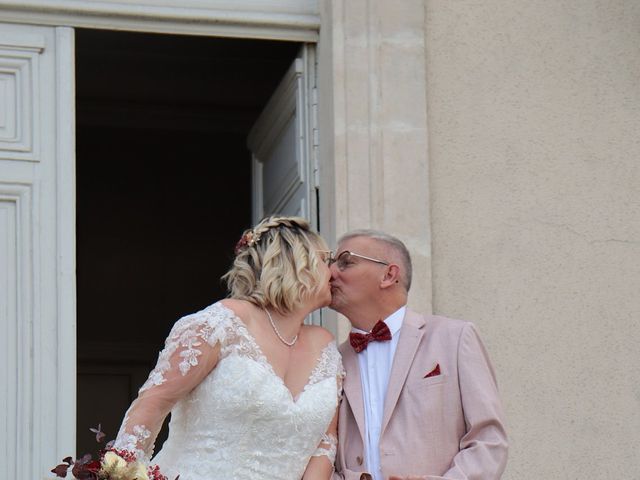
[349,320,392,353]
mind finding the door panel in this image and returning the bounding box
[0,23,75,479]
[262,115,300,214]
[248,47,316,224]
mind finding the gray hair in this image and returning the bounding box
[338,229,413,291]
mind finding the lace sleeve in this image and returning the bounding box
[312,433,338,463]
[113,303,229,462]
[311,343,344,464]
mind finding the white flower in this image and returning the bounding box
[102,452,127,470]
[101,451,128,472]
[127,461,149,480]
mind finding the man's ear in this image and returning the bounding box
[380,264,401,289]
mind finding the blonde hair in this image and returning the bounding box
[223,216,328,314]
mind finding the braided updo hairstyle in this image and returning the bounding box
[223,216,329,314]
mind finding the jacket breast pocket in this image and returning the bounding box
[403,374,450,428]
[407,373,448,392]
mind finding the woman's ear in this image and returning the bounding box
[380,264,401,289]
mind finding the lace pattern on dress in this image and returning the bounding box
[307,342,342,387]
[216,303,343,395]
[114,302,344,472]
[112,416,152,462]
[312,433,337,462]
[138,306,224,393]
[304,341,345,404]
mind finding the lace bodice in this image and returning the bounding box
[114,302,343,480]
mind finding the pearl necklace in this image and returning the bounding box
[264,308,298,347]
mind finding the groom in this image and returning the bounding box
[330,230,508,480]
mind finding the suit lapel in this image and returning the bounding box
[381,310,425,434]
[341,342,367,442]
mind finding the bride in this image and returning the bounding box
[113,216,343,480]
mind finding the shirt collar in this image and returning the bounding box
[384,305,406,335]
[351,305,406,335]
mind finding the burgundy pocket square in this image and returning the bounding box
[424,364,441,378]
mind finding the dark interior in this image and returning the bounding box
[75,28,299,455]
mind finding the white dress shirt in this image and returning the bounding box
[353,306,406,480]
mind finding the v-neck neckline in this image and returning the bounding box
[217,302,334,403]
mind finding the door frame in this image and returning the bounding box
[0,1,320,42]
[0,4,333,473]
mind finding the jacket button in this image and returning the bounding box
[356,455,363,465]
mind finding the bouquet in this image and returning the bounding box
[51,425,176,480]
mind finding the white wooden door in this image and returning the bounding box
[247,44,321,324]
[248,44,318,224]
[0,23,75,479]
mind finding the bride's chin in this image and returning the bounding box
[313,293,332,309]
[323,290,333,306]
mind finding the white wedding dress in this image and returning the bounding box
[114,302,343,480]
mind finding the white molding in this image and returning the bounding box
[0,182,32,480]
[0,1,320,42]
[0,32,45,51]
[0,40,42,161]
[54,26,76,462]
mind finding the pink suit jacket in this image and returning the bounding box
[334,310,508,480]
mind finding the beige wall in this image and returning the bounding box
[425,1,640,478]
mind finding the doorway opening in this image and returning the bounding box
[75,29,299,455]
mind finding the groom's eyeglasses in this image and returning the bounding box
[331,250,389,271]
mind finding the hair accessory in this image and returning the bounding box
[234,229,261,255]
[264,308,298,347]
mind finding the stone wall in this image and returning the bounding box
[322,0,431,341]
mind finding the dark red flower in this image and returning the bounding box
[50,423,173,480]
[148,464,169,480]
[104,447,137,463]
[71,456,100,480]
[234,230,258,254]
